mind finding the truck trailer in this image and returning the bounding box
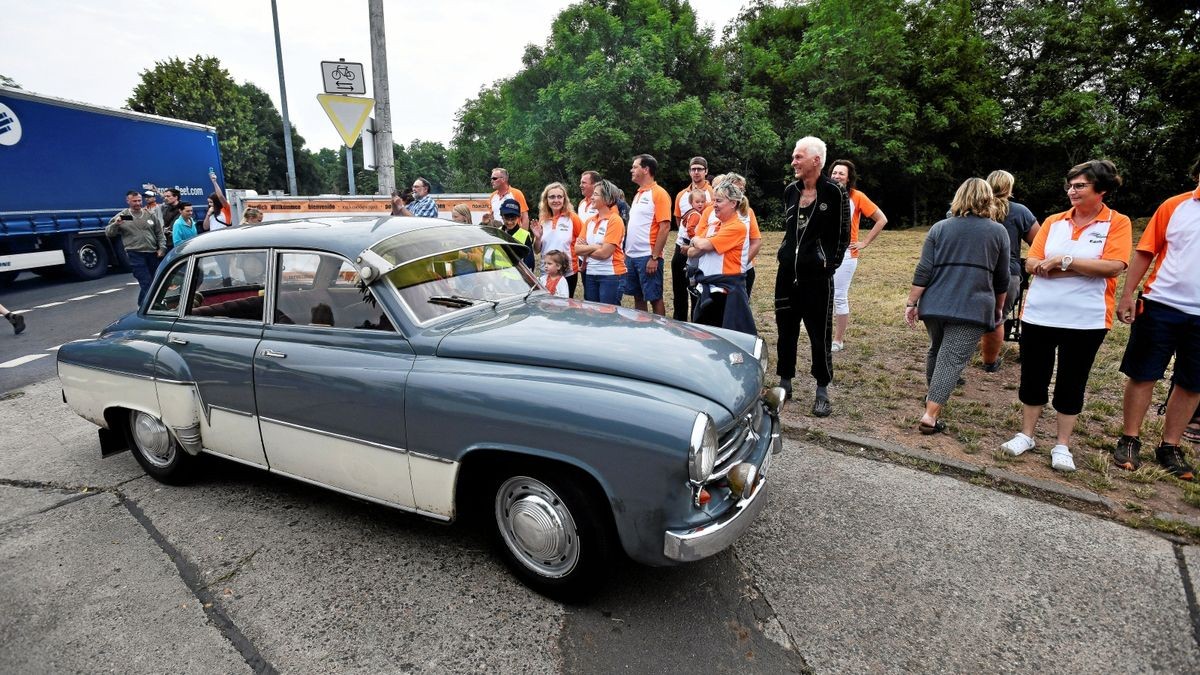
[0,86,225,286]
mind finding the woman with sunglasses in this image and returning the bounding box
[999,160,1131,472]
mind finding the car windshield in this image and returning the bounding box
[384,243,537,323]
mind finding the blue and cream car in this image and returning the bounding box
[58,216,783,600]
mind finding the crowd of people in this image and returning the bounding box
[414,140,1198,482]
[55,140,1200,482]
[907,157,1200,481]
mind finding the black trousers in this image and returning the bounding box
[671,246,690,321]
[567,273,578,298]
[1018,322,1107,415]
[774,270,834,386]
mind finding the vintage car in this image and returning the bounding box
[57,216,783,601]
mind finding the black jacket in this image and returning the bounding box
[689,271,757,336]
[777,176,850,280]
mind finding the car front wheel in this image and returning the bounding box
[127,410,193,484]
[491,469,613,602]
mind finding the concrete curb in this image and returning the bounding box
[785,420,1200,539]
[782,420,1127,514]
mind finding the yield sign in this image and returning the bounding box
[317,94,375,147]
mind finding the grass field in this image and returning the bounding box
[651,226,1200,531]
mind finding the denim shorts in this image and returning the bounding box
[1120,298,1200,391]
[622,255,664,302]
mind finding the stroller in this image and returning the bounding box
[1004,260,1031,342]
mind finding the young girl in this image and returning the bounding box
[539,250,570,298]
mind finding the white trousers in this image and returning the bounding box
[832,251,858,316]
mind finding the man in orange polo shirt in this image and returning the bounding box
[625,154,672,315]
[671,156,714,321]
[488,167,528,230]
[1113,155,1200,481]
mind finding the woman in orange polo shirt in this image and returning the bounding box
[574,180,627,305]
[688,180,752,330]
[999,160,1131,472]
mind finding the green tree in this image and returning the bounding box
[237,83,325,194]
[127,56,270,190]
[450,0,725,204]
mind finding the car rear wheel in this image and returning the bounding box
[127,410,193,484]
[491,469,613,602]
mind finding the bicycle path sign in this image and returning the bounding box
[320,60,366,95]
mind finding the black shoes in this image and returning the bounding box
[1113,435,1142,471]
[812,396,832,417]
[983,357,1003,373]
[1156,443,1195,481]
[779,378,793,401]
[5,312,24,335]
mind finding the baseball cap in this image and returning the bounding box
[143,190,157,198]
[499,198,522,217]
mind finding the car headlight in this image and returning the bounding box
[689,413,718,484]
[753,337,768,380]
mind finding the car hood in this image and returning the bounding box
[434,297,762,417]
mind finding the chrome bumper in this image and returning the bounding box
[662,470,769,562]
[662,410,778,563]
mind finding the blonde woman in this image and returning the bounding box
[533,182,584,297]
[905,178,1010,435]
[450,203,473,224]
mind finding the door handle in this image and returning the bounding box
[169,337,188,345]
[261,349,287,359]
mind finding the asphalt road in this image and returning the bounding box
[0,270,142,394]
[3,376,1199,673]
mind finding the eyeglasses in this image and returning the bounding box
[489,176,501,181]
[689,167,705,172]
[1065,182,1092,192]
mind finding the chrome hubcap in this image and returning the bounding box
[131,411,175,468]
[495,477,579,578]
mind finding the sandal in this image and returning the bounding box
[812,396,832,418]
[918,419,946,435]
[1184,420,1200,444]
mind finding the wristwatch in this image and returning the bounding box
[1060,255,1074,271]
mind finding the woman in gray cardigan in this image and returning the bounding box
[905,178,1010,434]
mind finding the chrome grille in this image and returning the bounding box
[711,402,763,479]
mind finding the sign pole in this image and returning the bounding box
[270,0,298,196]
[345,146,356,196]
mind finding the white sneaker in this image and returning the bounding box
[1001,433,1035,457]
[831,341,844,353]
[1050,445,1076,472]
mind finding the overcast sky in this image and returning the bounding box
[0,0,749,151]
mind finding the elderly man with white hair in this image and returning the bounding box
[774,136,850,417]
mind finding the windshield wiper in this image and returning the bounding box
[427,295,499,309]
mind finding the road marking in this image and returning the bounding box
[0,354,50,368]
[68,294,97,301]
[34,301,67,309]
[46,338,92,352]
[126,282,138,286]
[98,288,124,294]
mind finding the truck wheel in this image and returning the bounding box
[491,468,613,602]
[127,410,194,485]
[65,236,110,281]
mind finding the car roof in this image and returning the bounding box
[173,215,458,260]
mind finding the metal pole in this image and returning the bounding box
[346,146,356,196]
[368,0,395,196]
[270,0,298,195]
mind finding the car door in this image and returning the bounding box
[253,251,418,511]
[160,250,270,467]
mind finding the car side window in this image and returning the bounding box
[147,261,189,315]
[273,253,393,332]
[184,251,268,322]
